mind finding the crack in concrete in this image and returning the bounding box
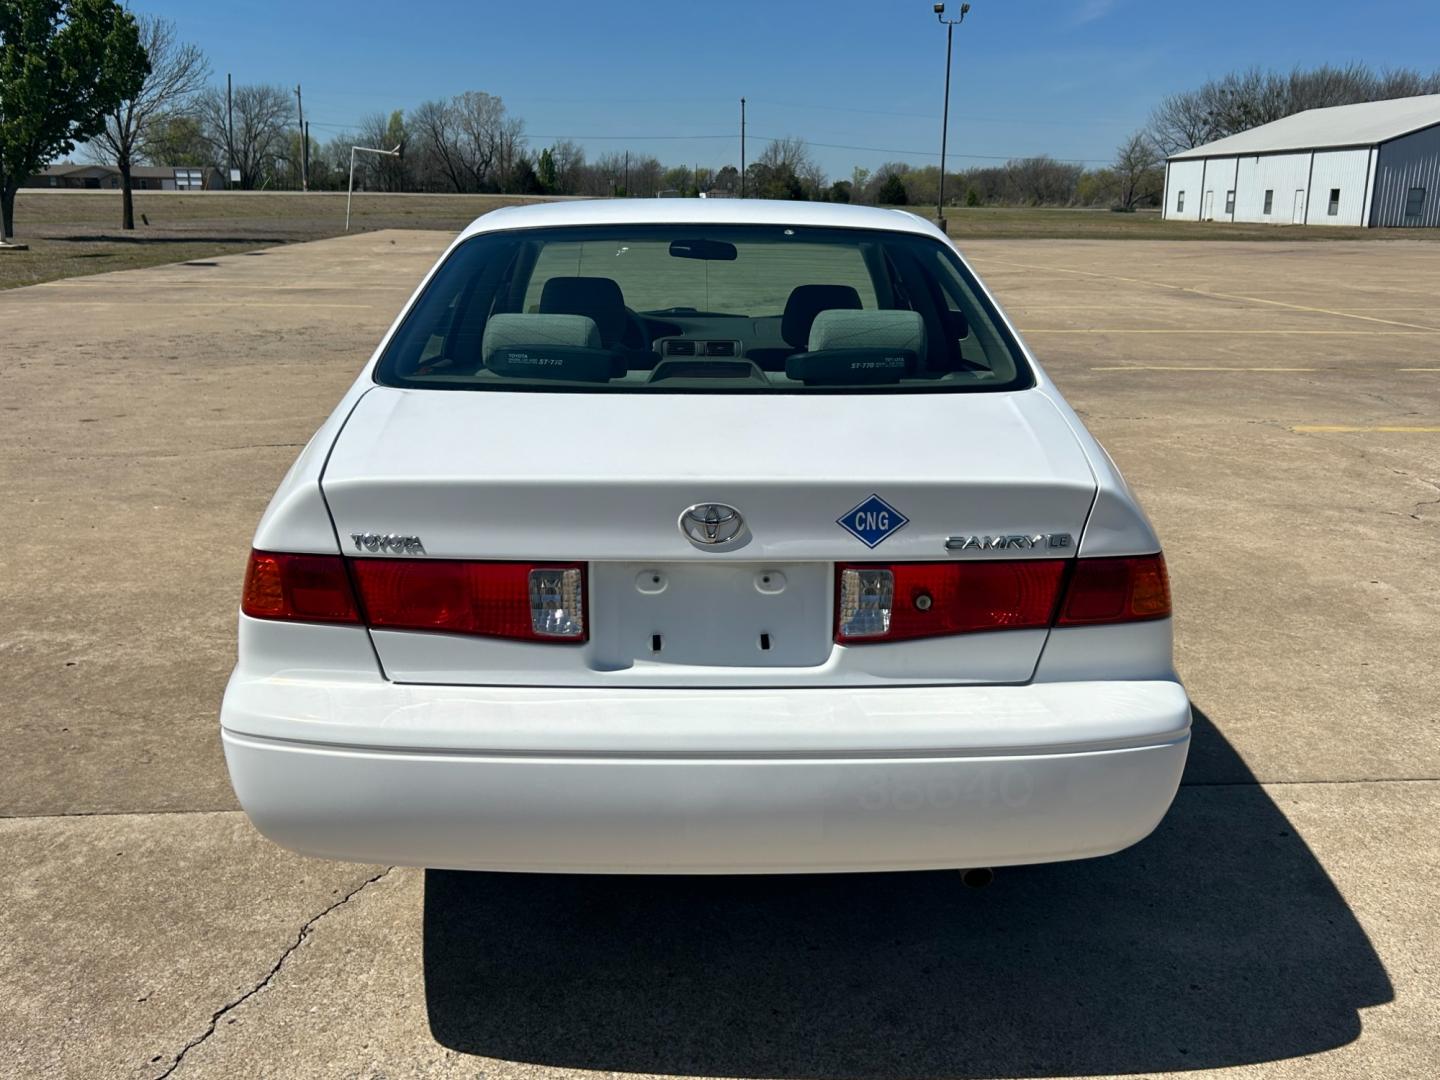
[1408,477,1440,522]
[147,866,394,1079]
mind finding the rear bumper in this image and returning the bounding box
[221,676,1190,873]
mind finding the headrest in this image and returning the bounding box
[807,309,926,356]
[481,313,602,365]
[539,276,627,345]
[781,284,862,348]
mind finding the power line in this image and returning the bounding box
[301,120,1110,166]
[526,132,735,141]
[749,133,1110,165]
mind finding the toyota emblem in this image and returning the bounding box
[679,503,745,546]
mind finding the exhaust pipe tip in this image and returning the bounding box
[960,867,994,889]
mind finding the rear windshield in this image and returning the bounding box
[374,224,1032,394]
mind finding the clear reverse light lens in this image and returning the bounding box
[529,567,585,637]
[838,568,894,639]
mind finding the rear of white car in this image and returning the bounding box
[220,200,1188,873]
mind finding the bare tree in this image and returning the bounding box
[630,155,663,197]
[1150,62,1440,154]
[410,98,464,192]
[1112,130,1161,209]
[549,138,585,194]
[195,82,292,189]
[1004,157,1083,205]
[1148,89,1217,156]
[452,91,507,190]
[585,151,627,196]
[358,110,407,191]
[758,135,811,174]
[749,137,816,200]
[92,15,208,228]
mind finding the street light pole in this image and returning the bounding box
[740,97,747,198]
[934,2,969,234]
[347,144,402,231]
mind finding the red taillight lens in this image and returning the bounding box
[242,550,361,624]
[350,559,586,642]
[1057,553,1171,625]
[836,560,1067,643]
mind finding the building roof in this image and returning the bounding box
[36,163,215,177]
[463,198,942,240]
[37,163,112,176]
[1169,93,1440,160]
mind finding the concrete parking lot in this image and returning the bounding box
[2,230,1437,1079]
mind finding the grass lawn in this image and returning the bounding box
[922,204,1440,242]
[3,190,1433,290]
[0,190,562,290]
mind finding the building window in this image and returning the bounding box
[1225,190,1236,214]
[1328,188,1341,216]
[1176,190,1185,213]
[1263,190,1274,214]
[1405,187,1426,218]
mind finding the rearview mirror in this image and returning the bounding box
[669,238,737,261]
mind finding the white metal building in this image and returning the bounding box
[1163,94,1440,227]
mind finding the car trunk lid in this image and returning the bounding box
[321,386,1096,686]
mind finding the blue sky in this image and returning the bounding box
[131,0,1440,176]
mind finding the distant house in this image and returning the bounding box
[26,163,223,191]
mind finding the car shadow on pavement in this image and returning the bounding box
[422,705,1391,1078]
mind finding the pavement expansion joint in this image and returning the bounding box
[145,865,395,1079]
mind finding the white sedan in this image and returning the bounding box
[221,199,1189,874]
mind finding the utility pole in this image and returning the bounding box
[295,84,307,191]
[624,150,629,197]
[740,97,747,198]
[934,3,970,233]
[226,73,234,189]
[304,122,311,188]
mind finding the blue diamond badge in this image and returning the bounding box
[837,494,909,549]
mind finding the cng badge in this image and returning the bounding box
[837,494,909,549]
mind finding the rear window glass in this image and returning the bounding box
[375,224,1032,394]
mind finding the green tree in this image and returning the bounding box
[0,0,149,239]
[965,186,980,207]
[877,173,908,206]
[141,112,210,167]
[507,156,542,195]
[850,166,870,203]
[536,146,557,192]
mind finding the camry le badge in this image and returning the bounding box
[946,533,1073,552]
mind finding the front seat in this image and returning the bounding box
[539,276,629,348]
[750,284,863,370]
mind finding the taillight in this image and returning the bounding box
[242,551,361,624]
[835,553,1170,643]
[350,559,586,642]
[1056,553,1171,625]
[837,560,1067,643]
